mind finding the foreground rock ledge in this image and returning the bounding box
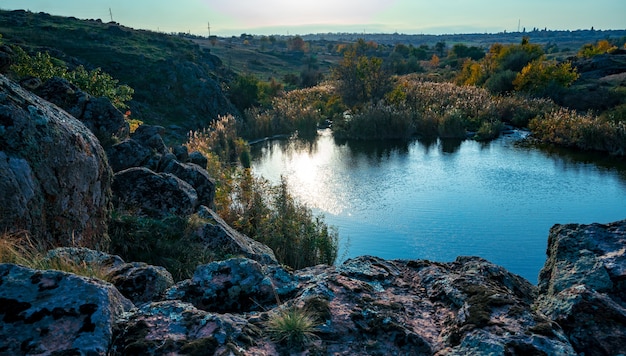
[1,220,624,354]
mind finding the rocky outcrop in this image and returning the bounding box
[33,77,129,143]
[166,257,296,313]
[0,74,112,248]
[105,124,216,215]
[108,262,174,305]
[111,301,260,355]
[111,167,198,218]
[536,220,626,356]
[4,218,626,355]
[161,158,216,207]
[0,263,134,355]
[285,256,575,355]
[194,206,277,264]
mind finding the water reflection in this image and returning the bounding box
[251,131,626,283]
[333,136,410,164]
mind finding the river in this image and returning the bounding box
[251,129,626,283]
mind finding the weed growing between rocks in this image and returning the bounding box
[266,305,319,351]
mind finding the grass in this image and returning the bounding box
[0,231,111,280]
[266,306,319,350]
[107,211,217,281]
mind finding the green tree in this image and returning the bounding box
[333,47,391,105]
[228,73,260,111]
[513,59,579,94]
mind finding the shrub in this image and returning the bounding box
[242,84,339,139]
[228,73,260,111]
[474,120,504,141]
[578,40,617,58]
[251,176,339,269]
[529,108,626,155]
[333,101,415,139]
[107,212,216,281]
[186,128,339,269]
[9,46,134,109]
[267,306,319,350]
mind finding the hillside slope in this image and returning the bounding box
[0,10,238,138]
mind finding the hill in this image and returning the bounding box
[0,9,238,139]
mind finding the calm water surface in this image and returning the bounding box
[251,129,626,283]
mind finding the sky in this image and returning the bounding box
[1,0,624,36]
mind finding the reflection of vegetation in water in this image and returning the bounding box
[333,136,410,164]
[518,139,626,186]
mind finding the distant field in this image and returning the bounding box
[193,38,338,83]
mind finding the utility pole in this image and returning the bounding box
[208,21,211,37]
[109,8,113,22]
[517,19,521,32]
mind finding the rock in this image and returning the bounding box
[195,206,278,265]
[111,167,198,218]
[130,124,168,154]
[284,256,575,355]
[34,76,129,143]
[0,74,112,248]
[108,262,174,305]
[111,300,261,355]
[189,150,208,168]
[0,263,134,355]
[44,247,126,269]
[172,144,189,162]
[0,44,13,73]
[105,138,153,172]
[536,220,626,355]
[166,257,297,313]
[161,159,216,208]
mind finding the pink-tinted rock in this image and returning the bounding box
[110,300,260,355]
[0,263,133,355]
[166,257,296,313]
[108,262,174,305]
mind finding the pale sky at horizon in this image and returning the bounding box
[1,0,624,36]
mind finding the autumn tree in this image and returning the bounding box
[513,59,579,94]
[333,46,391,106]
[287,36,308,52]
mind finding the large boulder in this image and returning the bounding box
[110,301,260,355]
[34,76,129,143]
[0,263,134,355]
[130,124,168,154]
[0,74,112,248]
[111,167,198,218]
[195,206,277,265]
[166,257,297,313]
[161,159,216,208]
[108,262,174,306]
[536,220,626,355]
[44,247,174,306]
[105,138,153,172]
